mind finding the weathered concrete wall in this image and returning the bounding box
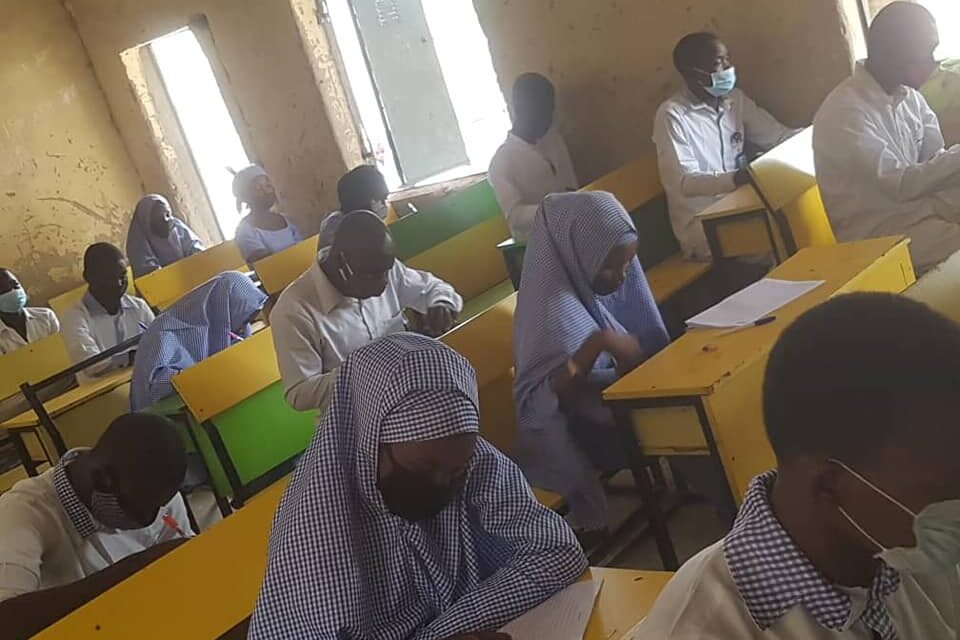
[0,0,143,303]
[474,0,858,182]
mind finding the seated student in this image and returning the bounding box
[249,333,586,638]
[814,2,960,275]
[272,211,462,414]
[0,268,59,356]
[512,191,670,542]
[130,271,266,410]
[126,194,205,278]
[638,293,960,638]
[232,165,302,264]
[62,243,154,381]
[654,32,797,261]
[489,73,578,241]
[0,413,194,639]
[318,164,392,249]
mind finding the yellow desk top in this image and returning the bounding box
[584,568,672,640]
[2,367,133,430]
[695,184,764,221]
[605,236,913,401]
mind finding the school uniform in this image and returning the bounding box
[126,195,204,278]
[234,215,303,264]
[0,307,59,355]
[62,292,154,382]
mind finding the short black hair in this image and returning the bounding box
[83,242,124,274]
[673,32,720,73]
[337,165,386,213]
[94,413,187,493]
[867,1,937,58]
[764,293,960,464]
[512,72,554,108]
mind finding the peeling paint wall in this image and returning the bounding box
[0,0,143,302]
[474,0,858,182]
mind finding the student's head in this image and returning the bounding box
[510,72,556,142]
[0,268,27,314]
[867,1,939,90]
[592,239,639,296]
[337,165,389,219]
[134,194,175,238]
[327,211,396,299]
[673,32,735,100]
[85,413,187,529]
[83,243,129,304]
[233,165,277,213]
[765,293,960,563]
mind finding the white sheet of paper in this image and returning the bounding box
[621,616,647,639]
[685,278,825,329]
[499,579,603,640]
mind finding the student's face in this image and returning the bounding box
[377,433,476,521]
[894,25,940,89]
[92,458,180,529]
[87,256,129,302]
[249,174,278,210]
[687,40,733,92]
[0,269,22,296]
[515,92,555,140]
[150,201,175,237]
[592,240,638,296]
[336,239,396,300]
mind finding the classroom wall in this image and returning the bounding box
[474,0,859,182]
[0,0,144,303]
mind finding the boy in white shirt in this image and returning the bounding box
[0,268,59,356]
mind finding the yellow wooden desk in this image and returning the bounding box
[695,184,779,261]
[134,241,246,310]
[605,237,915,510]
[251,234,317,296]
[584,568,673,640]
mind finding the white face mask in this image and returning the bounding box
[832,459,960,574]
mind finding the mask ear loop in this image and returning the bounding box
[829,458,919,552]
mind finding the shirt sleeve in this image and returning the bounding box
[740,92,798,150]
[393,261,464,314]
[653,107,738,198]
[920,95,948,162]
[176,221,205,257]
[553,133,579,189]
[271,303,337,412]
[62,306,112,377]
[489,155,541,241]
[234,222,267,264]
[0,496,45,602]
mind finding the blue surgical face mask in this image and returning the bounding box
[90,490,145,530]
[0,288,27,314]
[699,66,737,98]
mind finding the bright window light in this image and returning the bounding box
[926,0,960,59]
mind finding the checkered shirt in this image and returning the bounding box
[52,448,97,538]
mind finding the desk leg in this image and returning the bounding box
[614,406,679,571]
[704,220,723,263]
[9,431,39,477]
[693,399,738,525]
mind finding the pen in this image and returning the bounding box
[162,513,186,537]
[716,316,777,336]
[229,331,245,342]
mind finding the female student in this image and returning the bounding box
[512,191,670,542]
[249,334,586,639]
[129,271,266,410]
[126,194,205,278]
[0,268,59,356]
[232,165,302,264]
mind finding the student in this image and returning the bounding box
[129,271,266,410]
[272,211,462,415]
[232,165,302,264]
[638,293,960,638]
[654,32,797,260]
[814,2,960,275]
[318,164,393,249]
[489,73,578,241]
[125,194,204,278]
[512,192,670,541]
[0,268,59,356]
[62,243,154,381]
[249,333,586,638]
[0,413,193,639]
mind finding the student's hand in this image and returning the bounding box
[422,305,458,337]
[733,168,751,187]
[442,633,512,640]
[599,330,645,373]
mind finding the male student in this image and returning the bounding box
[814,1,960,275]
[62,243,154,380]
[0,413,194,639]
[271,211,462,414]
[638,293,960,638]
[0,268,59,356]
[654,32,797,260]
[318,165,392,248]
[488,73,578,241]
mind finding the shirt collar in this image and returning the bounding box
[678,87,731,113]
[724,471,901,636]
[310,256,346,315]
[53,448,98,538]
[82,290,135,317]
[853,62,910,107]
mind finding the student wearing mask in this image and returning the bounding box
[130,271,266,410]
[814,2,960,275]
[232,165,302,264]
[249,334,586,639]
[0,413,193,639]
[271,211,462,415]
[318,165,393,249]
[0,268,59,356]
[62,244,154,381]
[125,194,204,278]
[654,32,797,261]
[489,73,579,242]
[638,293,960,638]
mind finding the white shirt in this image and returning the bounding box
[270,258,463,414]
[0,307,60,356]
[653,88,797,259]
[0,449,192,602]
[814,63,960,274]
[488,129,578,241]
[62,292,155,382]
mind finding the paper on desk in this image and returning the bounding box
[621,616,647,639]
[685,278,825,329]
[499,578,603,640]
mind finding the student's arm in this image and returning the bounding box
[740,92,798,150]
[488,160,540,241]
[271,305,336,412]
[127,233,162,277]
[176,220,205,256]
[653,109,738,197]
[552,132,579,189]
[62,308,117,378]
[236,228,271,265]
[38,308,60,338]
[394,261,464,315]
[920,96,949,162]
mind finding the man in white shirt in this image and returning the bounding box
[62,244,154,381]
[318,165,392,249]
[0,268,59,356]
[0,413,194,638]
[271,211,463,414]
[654,32,797,260]
[488,73,578,241]
[639,293,959,638]
[814,2,960,275]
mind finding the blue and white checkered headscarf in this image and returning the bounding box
[129,271,266,410]
[249,333,585,639]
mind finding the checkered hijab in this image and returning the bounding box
[249,333,585,639]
